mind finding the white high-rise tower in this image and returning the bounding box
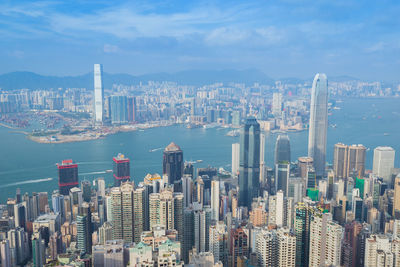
[373,146,395,185]
[232,143,240,176]
[308,73,328,177]
[94,64,104,123]
[211,180,220,221]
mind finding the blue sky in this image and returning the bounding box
[0,0,399,80]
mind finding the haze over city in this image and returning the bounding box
[1,0,400,80]
[0,1,400,267]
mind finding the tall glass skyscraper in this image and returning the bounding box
[238,117,260,208]
[110,95,128,124]
[94,64,104,124]
[163,142,184,185]
[308,73,328,178]
[275,134,291,165]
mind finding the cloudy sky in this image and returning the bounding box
[1,0,399,80]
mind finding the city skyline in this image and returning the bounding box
[0,1,399,266]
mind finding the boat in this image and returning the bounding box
[149,147,163,152]
[384,133,389,136]
[226,130,240,137]
[196,159,203,163]
[105,169,113,173]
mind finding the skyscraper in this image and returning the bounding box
[113,153,130,186]
[260,133,266,184]
[127,96,136,123]
[57,160,78,196]
[275,162,290,196]
[373,146,395,185]
[272,92,283,116]
[211,180,220,221]
[347,144,367,178]
[110,95,128,124]
[163,142,184,185]
[209,221,228,265]
[308,73,328,178]
[295,203,315,267]
[94,63,104,123]
[111,183,134,243]
[333,143,348,179]
[277,227,296,267]
[149,190,175,230]
[255,229,277,266]
[308,213,342,267]
[333,143,366,179]
[133,187,145,243]
[238,117,260,208]
[77,202,92,255]
[232,143,240,177]
[0,240,11,267]
[275,135,291,165]
[393,176,400,218]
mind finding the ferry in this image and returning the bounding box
[105,169,113,173]
[149,147,163,152]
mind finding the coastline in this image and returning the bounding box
[1,121,176,144]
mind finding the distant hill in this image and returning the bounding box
[0,69,275,90]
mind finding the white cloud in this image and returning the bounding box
[103,44,119,53]
[365,42,385,53]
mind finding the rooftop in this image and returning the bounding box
[165,142,181,152]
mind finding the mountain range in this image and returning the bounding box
[0,69,361,90]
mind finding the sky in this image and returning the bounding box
[0,0,399,80]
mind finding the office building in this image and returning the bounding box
[113,153,131,186]
[373,146,395,185]
[275,135,291,165]
[260,133,266,184]
[232,143,240,176]
[163,142,184,185]
[298,157,313,179]
[94,63,104,123]
[77,202,91,255]
[81,180,91,202]
[57,160,78,195]
[110,95,128,124]
[211,180,220,221]
[0,240,11,267]
[275,162,290,196]
[238,117,261,208]
[334,143,366,179]
[294,203,315,267]
[272,92,283,116]
[308,73,328,177]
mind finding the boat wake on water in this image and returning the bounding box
[0,177,53,188]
